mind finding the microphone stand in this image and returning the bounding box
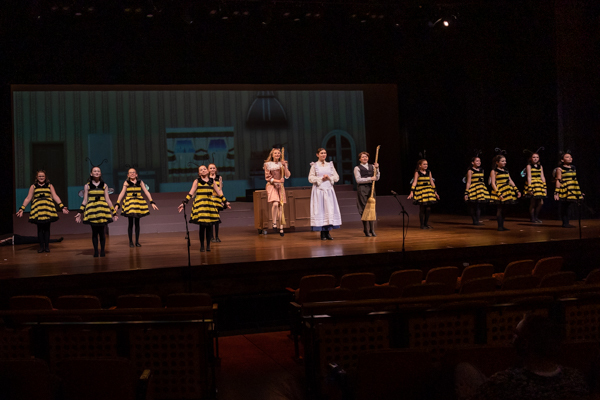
[183,203,192,291]
[392,192,409,257]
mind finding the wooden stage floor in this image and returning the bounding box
[1,214,599,305]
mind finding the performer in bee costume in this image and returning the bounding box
[115,167,159,247]
[178,164,224,252]
[408,157,440,229]
[553,151,583,228]
[523,148,547,223]
[354,151,380,236]
[208,163,231,242]
[75,160,118,257]
[464,152,490,225]
[489,149,521,231]
[16,170,69,253]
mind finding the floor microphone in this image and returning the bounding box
[391,190,398,196]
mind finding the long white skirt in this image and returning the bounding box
[310,181,342,230]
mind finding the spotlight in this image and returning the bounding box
[443,20,449,26]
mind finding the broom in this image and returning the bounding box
[361,145,380,222]
[279,147,286,226]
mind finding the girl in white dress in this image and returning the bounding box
[309,148,342,240]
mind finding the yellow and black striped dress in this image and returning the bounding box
[556,166,582,202]
[411,170,438,205]
[190,178,220,226]
[121,180,150,218]
[465,168,490,203]
[490,168,518,204]
[83,181,114,226]
[524,164,546,198]
[210,176,228,217]
[29,183,59,224]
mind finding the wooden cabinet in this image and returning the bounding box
[253,187,313,233]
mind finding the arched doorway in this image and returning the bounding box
[322,130,356,185]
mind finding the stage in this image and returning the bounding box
[2,209,599,296]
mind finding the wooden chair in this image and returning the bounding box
[531,256,563,279]
[387,269,423,292]
[9,295,53,310]
[493,259,535,284]
[165,293,212,307]
[0,358,55,400]
[55,295,102,310]
[339,272,376,291]
[355,285,401,300]
[457,264,494,290]
[56,358,151,400]
[402,283,454,298]
[289,274,336,304]
[354,349,433,400]
[459,277,497,295]
[585,269,600,285]
[422,266,459,289]
[539,271,577,288]
[116,294,162,309]
[500,275,540,291]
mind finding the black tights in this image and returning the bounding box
[128,217,141,244]
[496,204,505,229]
[469,203,481,224]
[37,223,50,250]
[91,225,106,256]
[213,222,220,239]
[560,201,572,226]
[529,198,543,221]
[419,205,431,228]
[199,225,213,250]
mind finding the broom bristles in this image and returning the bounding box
[361,198,377,221]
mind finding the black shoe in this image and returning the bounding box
[38,248,44,253]
[280,229,284,237]
[273,225,278,232]
[498,227,509,231]
[370,231,377,237]
[93,252,99,258]
[215,237,221,242]
[420,226,426,229]
[211,238,216,243]
[325,232,333,240]
[424,225,433,229]
[200,247,205,252]
[473,222,484,226]
[100,251,106,257]
[535,219,543,223]
[530,219,537,223]
[136,243,142,247]
[321,232,327,240]
[129,242,134,248]
[57,237,64,242]
[364,231,371,237]
[45,247,50,253]
[562,224,575,228]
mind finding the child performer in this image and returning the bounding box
[309,148,342,240]
[75,166,118,257]
[408,159,439,229]
[464,155,489,225]
[523,150,547,223]
[553,151,583,228]
[208,163,231,242]
[16,170,69,252]
[115,167,159,247]
[178,165,224,252]
[264,148,291,237]
[489,152,521,231]
[354,151,380,236]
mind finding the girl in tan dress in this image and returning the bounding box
[264,148,291,236]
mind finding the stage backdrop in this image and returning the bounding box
[10,85,395,210]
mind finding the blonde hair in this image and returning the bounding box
[265,148,282,163]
